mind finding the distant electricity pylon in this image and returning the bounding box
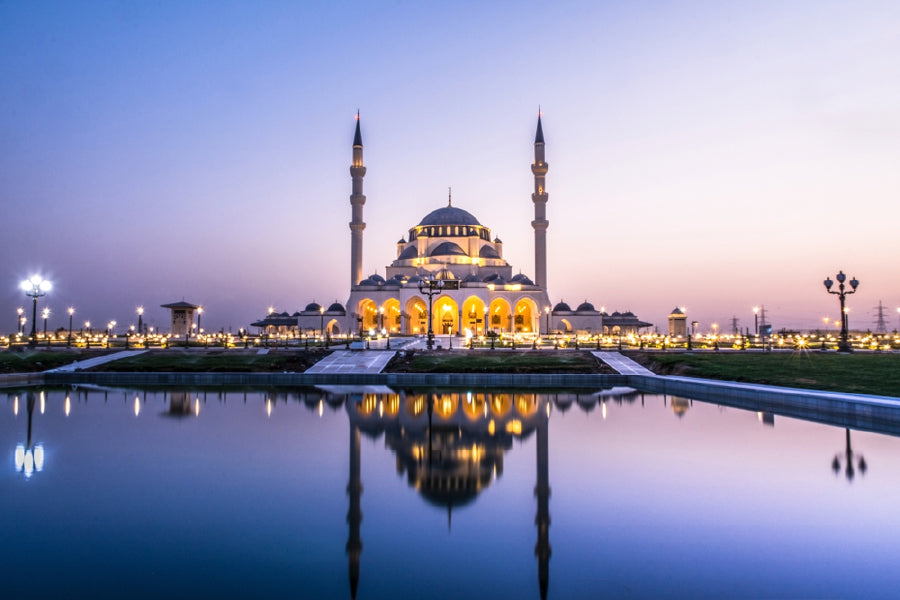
[873,300,888,334]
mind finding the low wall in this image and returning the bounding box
[630,374,900,435]
[43,371,630,390]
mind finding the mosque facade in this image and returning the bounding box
[253,114,652,338]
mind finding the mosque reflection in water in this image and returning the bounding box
[345,389,552,599]
[6,385,878,599]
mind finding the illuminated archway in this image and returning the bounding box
[405,297,427,335]
[488,298,512,334]
[326,318,341,336]
[462,296,487,337]
[381,298,401,333]
[559,318,572,333]
[434,297,459,335]
[357,299,378,332]
[514,298,538,334]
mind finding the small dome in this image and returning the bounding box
[482,273,502,282]
[398,245,418,260]
[390,274,408,282]
[611,311,621,317]
[327,302,346,313]
[493,236,502,243]
[418,205,481,227]
[510,273,534,285]
[359,277,381,287]
[435,267,457,280]
[670,307,684,315]
[304,302,322,312]
[430,241,467,257]
[479,245,501,259]
[369,273,386,284]
[622,311,635,317]
[463,274,481,283]
[397,237,406,244]
[407,275,423,284]
[553,302,572,312]
[576,301,596,312]
[291,311,301,317]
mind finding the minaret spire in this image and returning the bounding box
[349,112,367,288]
[531,110,549,289]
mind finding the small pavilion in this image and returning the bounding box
[161,301,200,337]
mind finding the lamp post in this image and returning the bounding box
[85,321,91,349]
[544,306,550,338]
[197,307,203,335]
[16,307,24,335]
[378,306,384,331]
[753,306,759,335]
[20,276,51,347]
[42,307,49,337]
[823,270,859,352]
[137,306,144,335]
[319,305,325,339]
[417,277,444,350]
[67,307,74,346]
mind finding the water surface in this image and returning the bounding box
[3,387,900,599]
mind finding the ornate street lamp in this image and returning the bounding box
[42,307,50,337]
[20,276,51,347]
[137,306,144,335]
[16,307,24,335]
[823,270,859,352]
[417,277,444,350]
[67,307,74,346]
[197,306,203,335]
[319,305,325,339]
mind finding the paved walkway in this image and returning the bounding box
[305,350,396,374]
[592,351,656,376]
[44,350,149,373]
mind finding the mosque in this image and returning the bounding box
[253,114,651,338]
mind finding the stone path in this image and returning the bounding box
[44,350,149,373]
[592,351,656,376]
[305,350,396,374]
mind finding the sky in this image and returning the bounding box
[2,1,899,334]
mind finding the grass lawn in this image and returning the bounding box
[90,349,325,372]
[386,350,615,374]
[0,350,96,373]
[628,351,900,397]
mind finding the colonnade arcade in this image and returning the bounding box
[353,295,542,336]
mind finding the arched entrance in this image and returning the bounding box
[462,296,486,337]
[434,297,459,335]
[357,299,378,333]
[488,298,512,334]
[405,297,427,334]
[326,319,341,336]
[514,298,538,334]
[381,298,401,333]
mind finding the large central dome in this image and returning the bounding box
[417,205,482,227]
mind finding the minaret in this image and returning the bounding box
[349,112,367,288]
[531,112,549,289]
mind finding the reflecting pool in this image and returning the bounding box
[3,386,900,599]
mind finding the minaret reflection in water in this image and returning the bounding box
[345,390,552,599]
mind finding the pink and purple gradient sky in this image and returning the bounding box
[2,1,899,334]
